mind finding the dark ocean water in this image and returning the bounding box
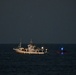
[0,44,76,75]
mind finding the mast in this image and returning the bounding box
[18,39,22,48]
[30,39,33,44]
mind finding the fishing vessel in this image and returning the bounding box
[13,40,48,54]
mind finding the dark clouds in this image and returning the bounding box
[0,0,76,43]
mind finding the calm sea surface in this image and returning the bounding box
[0,44,76,75]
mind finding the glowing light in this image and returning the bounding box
[41,47,44,49]
[61,47,64,51]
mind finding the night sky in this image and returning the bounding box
[0,0,76,44]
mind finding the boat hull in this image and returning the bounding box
[14,49,45,54]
